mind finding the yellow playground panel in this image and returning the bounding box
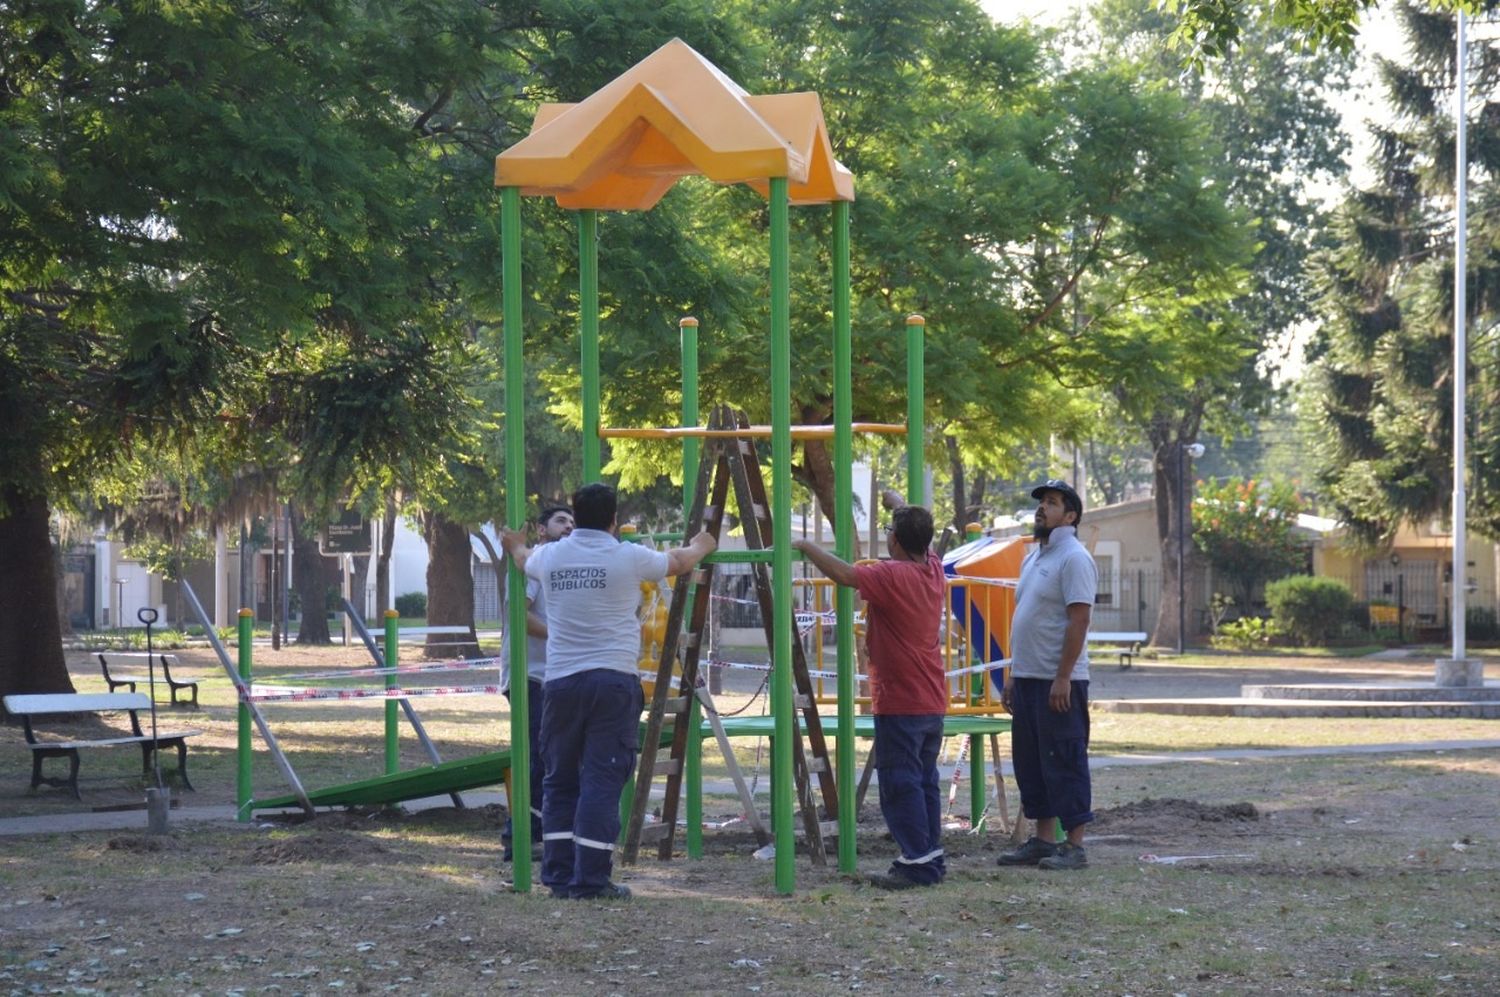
[799,535,1031,716]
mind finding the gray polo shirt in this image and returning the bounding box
[1008,526,1097,681]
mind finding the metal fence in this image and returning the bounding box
[1322,565,1498,641]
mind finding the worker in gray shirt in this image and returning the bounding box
[996,478,1097,871]
[501,503,574,862]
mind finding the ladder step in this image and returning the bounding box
[646,752,683,776]
[664,696,688,713]
[794,694,813,709]
[807,756,829,774]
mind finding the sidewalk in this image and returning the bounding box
[7,738,1499,837]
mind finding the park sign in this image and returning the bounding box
[320,509,370,555]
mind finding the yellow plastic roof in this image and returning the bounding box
[494,38,854,209]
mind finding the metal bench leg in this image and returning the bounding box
[174,739,193,792]
[66,752,81,800]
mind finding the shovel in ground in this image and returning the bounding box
[138,607,169,835]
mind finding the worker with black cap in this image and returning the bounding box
[995,477,1097,871]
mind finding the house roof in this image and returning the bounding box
[493,38,854,210]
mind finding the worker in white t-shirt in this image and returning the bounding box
[501,483,715,900]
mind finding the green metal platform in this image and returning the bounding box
[251,727,681,813]
[252,747,515,812]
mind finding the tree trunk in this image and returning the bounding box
[53,540,75,638]
[0,485,74,703]
[423,511,478,659]
[376,493,397,617]
[796,437,865,560]
[946,436,967,534]
[968,469,989,528]
[1147,404,1204,650]
[291,505,332,645]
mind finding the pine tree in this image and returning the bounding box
[1309,1,1500,546]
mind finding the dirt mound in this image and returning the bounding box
[394,802,505,831]
[106,834,178,853]
[1096,797,1259,826]
[246,830,392,865]
[260,804,506,833]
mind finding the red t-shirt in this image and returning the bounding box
[853,552,948,715]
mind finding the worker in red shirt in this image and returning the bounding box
[794,489,948,889]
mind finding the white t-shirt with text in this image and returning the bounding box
[524,528,670,681]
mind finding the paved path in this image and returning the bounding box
[7,737,1498,838]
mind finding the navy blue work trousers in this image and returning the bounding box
[874,714,947,885]
[1009,677,1094,832]
[501,679,545,846]
[539,669,642,898]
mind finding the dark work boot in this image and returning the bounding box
[995,836,1059,867]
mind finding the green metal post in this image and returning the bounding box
[618,525,639,840]
[681,315,705,859]
[580,210,601,481]
[769,176,795,894]
[502,185,533,892]
[236,608,253,822]
[384,610,399,775]
[832,200,856,872]
[906,314,925,503]
[970,732,986,827]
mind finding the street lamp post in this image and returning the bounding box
[1178,442,1206,654]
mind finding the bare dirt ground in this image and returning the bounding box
[2,647,1499,993]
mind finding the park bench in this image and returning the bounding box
[2,692,200,799]
[1087,631,1148,671]
[97,652,199,706]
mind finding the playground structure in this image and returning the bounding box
[492,37,866,894]
[174,38,1030,898]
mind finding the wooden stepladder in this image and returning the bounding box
[622,405,839,864]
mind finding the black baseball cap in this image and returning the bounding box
[1031,478,1083,523]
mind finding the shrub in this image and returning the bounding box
[394,591,427,618]
[1209,616,1281,650]
[1265,575,1354,646]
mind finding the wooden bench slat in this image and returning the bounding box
[5,692,151,714]
[1086,632,1148,672]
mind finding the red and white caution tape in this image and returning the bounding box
[944,659,1009,679]
[947,576,1018,588]
[245,683,505,703]
[284,657,501,681]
